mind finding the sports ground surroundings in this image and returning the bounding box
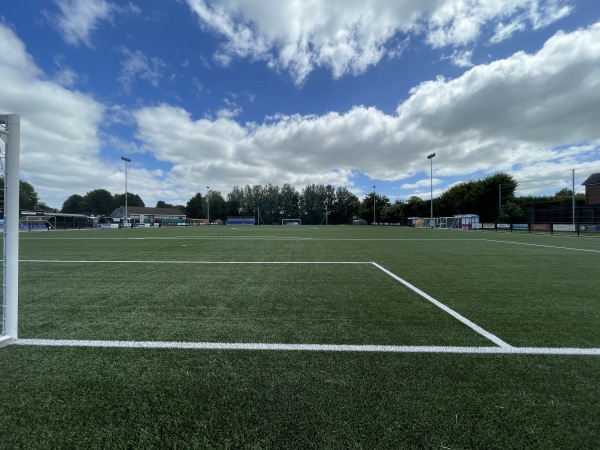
[1,225,600,448]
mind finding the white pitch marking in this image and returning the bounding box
[20,260,371,264]
[371,262,512,349]
[0,336,14,348]
[482,239,600,253]
[11,339,600,355]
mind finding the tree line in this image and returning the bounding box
[2,172,587,224]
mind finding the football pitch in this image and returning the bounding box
[2,225,600,448]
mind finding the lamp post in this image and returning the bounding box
[427,153,436,223]
[373,185,376,224]
[121,156,131,226]
[206,186,210,224]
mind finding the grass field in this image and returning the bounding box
[2,225,600,448]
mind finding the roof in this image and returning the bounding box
[582,173,600,186]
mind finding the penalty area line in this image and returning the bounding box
[371,262,512,349]
[19,260,372,264]
[11,339,600,355]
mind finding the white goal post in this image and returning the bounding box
[1,114,20,343]
[282,218,301,225]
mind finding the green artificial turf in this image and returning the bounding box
[1,346,600,449]
[19,262,490,346]
[3,226,600,448]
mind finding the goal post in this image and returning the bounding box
[282,218,301,225]
[1,114,20,342]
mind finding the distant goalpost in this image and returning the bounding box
[1,114,20,344]
[282,218,301,225]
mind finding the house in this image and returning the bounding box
[110,206,186,225]
[582,173,600,206]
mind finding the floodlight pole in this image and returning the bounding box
[572,169,575,224]
[427,153,436,223]
[121,157,131,225]
[206,186,210,224]
[1,114,20,340]
[373,185,376,224]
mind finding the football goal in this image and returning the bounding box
[1,114,20,343]
[282,218,301,225]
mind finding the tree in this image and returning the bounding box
[156,200,175,208]
[405,196,428,218]
[260,184,281,224]
[482,173,518,222]
[0,178,41,210]
[331,186,360,224]
[207,190,227,221]
[186,193,204,218]
[555,188,574,197]
[300,184,329,224]
[114,193,144,208]
[19,180,39,210]
[83,189,115,215]
[61,194,85,213]
[280,183,301,219]
[499,201,524,223]
[380,200,406,224]
[359,192,390,223]
[35,202,58,213]
[433,172,518,221]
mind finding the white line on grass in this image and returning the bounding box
[20,260,371,264]
[0,336,14,348]
[371,262,512,349]
[12,339,600,355]
[482,239,600,253]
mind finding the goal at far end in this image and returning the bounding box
[282,218,301,225]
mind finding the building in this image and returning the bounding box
[582,173,600,206]
[110,206,186,225]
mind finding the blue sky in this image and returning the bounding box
[1,0,599,209]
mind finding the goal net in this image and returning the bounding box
[282,218,301,225]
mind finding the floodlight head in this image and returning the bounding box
[121,156,131,162]
[427,153,436,159]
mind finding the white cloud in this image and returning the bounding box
[491,19,527,44]
[132,22,600,201]
[2,14,597,208]
[118,48,166,93]
[51,0,116,46]
[0,23,110,207]
[401,178,442,189]
[184,0,574,84]
[52,55,81,87]
[443,49,474,67]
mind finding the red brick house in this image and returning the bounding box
[582,173,600,205]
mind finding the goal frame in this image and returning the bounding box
[1,114,20,343]
[282,218,302,226]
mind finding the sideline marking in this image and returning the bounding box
[371,262,512,349]
[20,260,370,264]
[11,339,600,355]
[483,239,600,253]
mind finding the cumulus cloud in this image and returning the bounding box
[133,21,600,199]
[0,23,117,207]
[185,0,573,84]
[2,14,597,207]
